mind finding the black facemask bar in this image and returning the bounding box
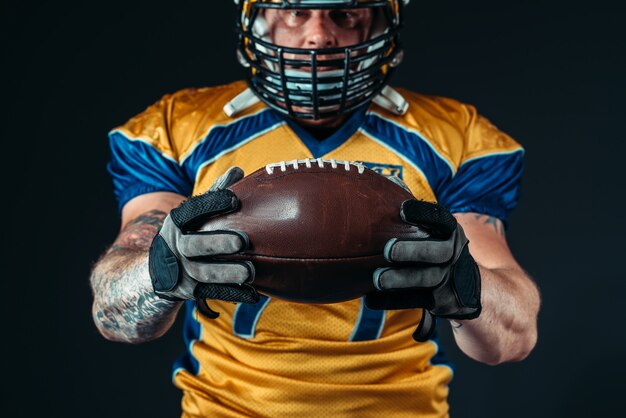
[236,0,404,120]
[249,1,390,9]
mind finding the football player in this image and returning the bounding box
[90,1,540,417]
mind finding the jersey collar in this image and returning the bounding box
[278,104,368,159]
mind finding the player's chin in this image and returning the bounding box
[294,111,347,128]
[288,104,348,127]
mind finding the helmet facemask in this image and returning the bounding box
[235,0,405,120]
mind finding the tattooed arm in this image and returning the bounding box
[90,192,186,344]
[449,213,541,365]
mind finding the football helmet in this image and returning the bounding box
[230,0,409,120]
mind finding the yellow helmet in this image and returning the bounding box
[234,0,408,119]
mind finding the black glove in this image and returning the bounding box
[148,167,259,319]
[365,199,481,342]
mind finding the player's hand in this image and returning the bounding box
[148,167,258,319]
[365,195,481,342]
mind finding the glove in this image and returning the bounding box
[365,198,481,342]
[148,167,259,319]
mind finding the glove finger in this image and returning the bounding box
[184,260,254,285]
[170,189,238,231]
[374,266,446,291]
[209,166,245,192]
[384,238,454,264]
[400,200,457,238]
[178,231,248,257]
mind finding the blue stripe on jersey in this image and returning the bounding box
[172,301,202,380]
[233,295,271,339]
[108,131,193,212]
[437,149,524,226]
[429,326,455,378]
[360,113,454,193]
[181,109,285,181]
[284,105,368,158]
[349,298,386,341]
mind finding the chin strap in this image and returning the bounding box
[372,86,409,116]
[223,85,409,118]
[223,88,261,117]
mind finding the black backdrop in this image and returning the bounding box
[2,1,622,417]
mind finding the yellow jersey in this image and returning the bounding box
[108,80,524,418]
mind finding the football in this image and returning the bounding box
[200,158,426,304]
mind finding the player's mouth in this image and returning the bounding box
[283,51,359,72]
[255,50,375,120]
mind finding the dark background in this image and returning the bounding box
[2,1,622,417]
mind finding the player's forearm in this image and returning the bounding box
[451,266,540,365]
[90,210,182,344]
[90,249,182,343]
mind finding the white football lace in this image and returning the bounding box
[265,158,366,175]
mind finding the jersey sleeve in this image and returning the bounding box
[436,107,525,227]
[107,95,193,213]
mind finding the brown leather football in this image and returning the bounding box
[200,158,425,304]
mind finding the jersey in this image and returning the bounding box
[107,80,524,418]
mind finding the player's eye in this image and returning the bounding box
[279,9,309,26]
[329,10,360,29]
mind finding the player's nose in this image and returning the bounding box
[304,12,337,49]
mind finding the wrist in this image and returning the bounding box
[449,319,463,329]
